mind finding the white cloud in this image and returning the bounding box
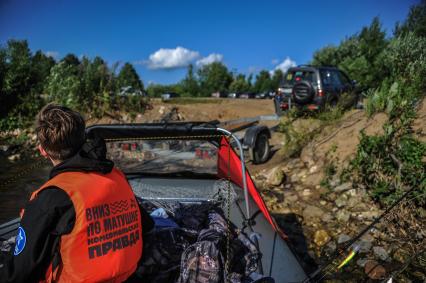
[44,51,59,59]
[271,57,296,75]
[271,58,279,65]
[196,53,223,67]
[143,46,200,69]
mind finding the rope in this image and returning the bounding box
[0,157,49,189]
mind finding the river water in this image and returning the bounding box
[0,155,52,223]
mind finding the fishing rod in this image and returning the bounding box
[305,184,422,282]
[381,246,426,283]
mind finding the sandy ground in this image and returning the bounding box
[87,98,277,125]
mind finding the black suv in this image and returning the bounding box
[274,65,358,113]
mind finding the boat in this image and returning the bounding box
[1,122,309,282]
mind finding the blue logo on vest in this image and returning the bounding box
[14,227,26,256]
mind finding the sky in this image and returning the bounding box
[0,0,418,85]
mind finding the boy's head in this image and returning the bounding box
[36,104,85,162]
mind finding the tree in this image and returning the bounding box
[77,56,117,114]
[197,62,232,96]
[45,61,82,109]
[311,45,340,67]
[0,46,7,101]
[30,50,55,94]
[229,74,250,93]
[116,63,143,91]
[1,40,32,118]
[395,0,426,38]
[61,53,80,67]
[246,74,253,92]
[181,64,199,96]
[311,17,388,89]
[271,69,284,91]
[253,70,272,93]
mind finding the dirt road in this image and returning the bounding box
[88,98,277,124]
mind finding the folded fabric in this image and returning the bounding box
[152,216,179,228]
[150,207,169,218]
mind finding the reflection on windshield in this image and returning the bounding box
[106,139,218,175]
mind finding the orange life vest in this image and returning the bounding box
[23,168,143,283]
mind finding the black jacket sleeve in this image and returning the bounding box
[0,187,75,283]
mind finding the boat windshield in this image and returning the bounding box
[106,139,218,176]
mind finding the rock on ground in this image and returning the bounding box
[314,230,331,247]
[266,166,285,187]
[364,260,386,280]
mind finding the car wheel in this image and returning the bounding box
[249,133,270,164]
[292,81,315,105]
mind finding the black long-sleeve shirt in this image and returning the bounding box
[0,139,153,283]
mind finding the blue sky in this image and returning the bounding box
[0,0,418,85]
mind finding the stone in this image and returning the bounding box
[0,145,10,152]
[356,258,368,267]
[324,241,337,254]
[359,210,380,221]
[290,174,299,183]
[335,194,348,208]
[336,210,350,222]
[314,230,331,247]
[7,153,20,161]
[337,234,351,244]
[158,106,166,114]
[357,239,373,253]
[294,185,304,192]
[286,158,304,170]
[319,200,327,206]
[373,246,389,261]
[286,194,298,203]
[329,177,340,187]
[302,189,311,196]
[266,167,285,186]
[297,170,307,177]
[321,213,333,222]
[327,193,337,201]
[334,182,352,192]
[392,249,409,263]
[364,260,386,280]
[346,197,360,208]
[302,205,324,220]
[412,271,426,280]
[309,165,319,174]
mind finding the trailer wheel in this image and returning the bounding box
[249,133,270,164]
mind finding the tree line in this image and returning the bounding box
[0,39,285,130]
[146,63,284,98]
[311,1,426,97]
[0,0,424,131]
[0,42,146,130]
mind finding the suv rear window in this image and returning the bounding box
[284,70,317,85]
